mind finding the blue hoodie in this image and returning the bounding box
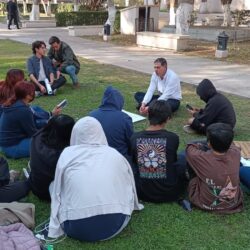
[0,100,37,147]
[89,86,133,157]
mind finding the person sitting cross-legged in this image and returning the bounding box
[27,40,66,96]
[134,57,182,114]
[186,123,243,214]
[48,117,143,242]
[89,86,133,160]
[130,100,187,203]
[184,79,236,134]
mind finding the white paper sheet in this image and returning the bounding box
[122,110,146,123]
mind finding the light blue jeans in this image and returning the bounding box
[1,138,31,159]
[62,65,79,85]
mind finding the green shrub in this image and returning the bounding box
[56,3,74,13]
[55,11,108,27]
[113,10,120,34]
[1,3,74,15]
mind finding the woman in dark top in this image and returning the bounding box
[0,81,37,158]
[130,100,186,203]
[0,81,61,159]
[29,114,75,201]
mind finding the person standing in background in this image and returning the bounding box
[7,0,20,30]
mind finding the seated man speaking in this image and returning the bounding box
[134,58,182,114]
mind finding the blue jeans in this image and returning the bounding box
[62,65,79,85]
[30,105,50,129]
[1,138,31,159]
[63,213,129,242]
[134,92,180,112]
[240,166,250,189]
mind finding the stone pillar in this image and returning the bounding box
[176,0,193,34]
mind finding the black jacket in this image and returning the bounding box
[29,131,63,201]
[191,79,236,134]
[7,1,17,15]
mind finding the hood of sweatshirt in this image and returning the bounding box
[2,100,27,114]
[70,116,108,146]
[196,79,217,103]
[99,86,124,111]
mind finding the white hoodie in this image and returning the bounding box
[48,117,143,238]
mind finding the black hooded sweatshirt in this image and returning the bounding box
[191,79,236,134]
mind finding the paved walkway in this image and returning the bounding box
[0,24,249,98]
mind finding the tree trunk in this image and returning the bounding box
[22,0,27,15]
[74,0,79,11]
[30,0,40,21]
[106,0,116,33]
[176,1,193,34]
[169,0,176,25]
[222,2,232,26]
[41,0,48,15]
[47,0,51,16]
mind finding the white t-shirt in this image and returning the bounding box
[38,59,46,81]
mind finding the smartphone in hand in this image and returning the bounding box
[186,104,193,111]
[57,99,68,109]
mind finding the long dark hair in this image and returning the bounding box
[41,114,75,150]
[0,69,25,105]
[3,81,35,107]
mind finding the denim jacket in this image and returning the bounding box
[27,55,55,80]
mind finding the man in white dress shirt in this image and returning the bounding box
[134,58,182,114]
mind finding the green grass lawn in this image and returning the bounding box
[1,39,250,250]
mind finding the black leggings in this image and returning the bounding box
[0,181,30,202]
